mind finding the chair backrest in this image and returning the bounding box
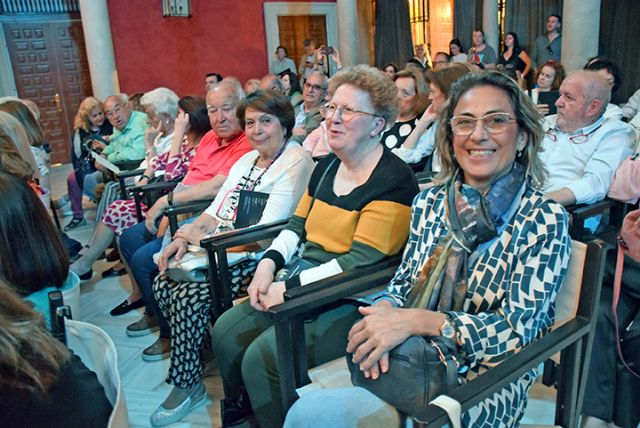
[553,240,587,328]
[65,319,129,428]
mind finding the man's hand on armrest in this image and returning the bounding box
[545,188,577,206]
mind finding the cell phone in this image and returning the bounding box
[537,91,560,115]
[321,46,335,56]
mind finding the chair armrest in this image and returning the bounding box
[115,168,145,179]
[201,219,289,318]
[112,159,144,171]
[567,198,624,240]
[200,218,289,249]
[282,255,401,302]
[164,199,212,217]
[132,180,178,194]
[411,316,593,427]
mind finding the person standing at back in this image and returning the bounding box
[532,14,562,72]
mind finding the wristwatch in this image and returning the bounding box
[167,191,174,206]
[439,315,457,341]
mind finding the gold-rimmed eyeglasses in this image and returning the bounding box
[449,112,517,136]
[320,103,378,122]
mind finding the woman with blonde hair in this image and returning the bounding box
[64,96,113,231]
[0,277,113,426]
[380,67,430,164]
[0,99,50,190]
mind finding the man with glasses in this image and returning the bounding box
[539,70,634,208]
[119,80,253,362]
[94,94,148,163]
[292,71,327,143]
[532,14,562,72]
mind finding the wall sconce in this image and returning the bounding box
[163,0,190,17]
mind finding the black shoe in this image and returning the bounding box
[78,268,93,281]
[101,266,126,278]
[110,298,145,316]
[63,217,86,231]
[106,248,120,262]
[221,390,254,427]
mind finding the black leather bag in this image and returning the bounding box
[347,335,461,415]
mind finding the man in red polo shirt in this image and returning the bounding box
[118,80,252,361]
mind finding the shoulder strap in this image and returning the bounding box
[300,157,337,243]
[612,242,640,379]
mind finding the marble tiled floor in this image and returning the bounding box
[50,164,558,428]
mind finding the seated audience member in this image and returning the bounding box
[212,65,419,428]
[0,171,74,328]
[118,80,252,361]
[413,43,430,68]
[70,96,208,283]
[259,74,285,94]
[449,38,468,63]
[621,87,640,121]
[0,279,112,427]
[64,97,113,231]
[540,70,635,207]
[584,56,624,120]
[382,63,398,79]
[205,72,223,93]
[244,79,261,94]
[278,69,303,107]
[393,63,472,171]
[291,71,327,143]
[530,59,566,116]
[468,29,497,69]
[0,112,38,180]
[432,51,451,70]
[582,209,640,428]
[0,99,50,191]
[381,67,430,169]
[92,89,180,230]
[94,94,148,163]
[269,46,297,75]
[148,90,314,426]
[285,71,571,428]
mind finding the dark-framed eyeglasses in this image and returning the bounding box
[545,124,603,144]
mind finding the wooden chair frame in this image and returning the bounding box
[268,240,608,428]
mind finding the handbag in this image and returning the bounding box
[162,189,269,282]
[346,334,461,415]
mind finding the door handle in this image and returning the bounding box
[54,93,62,112]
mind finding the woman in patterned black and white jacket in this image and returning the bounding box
[286,71,572,427]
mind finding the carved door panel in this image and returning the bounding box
[3,18,92,164]
[277,15,327,70]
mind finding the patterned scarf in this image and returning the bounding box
[405,162,526,311]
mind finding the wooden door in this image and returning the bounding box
[3,17,92,164]
[278,15,327,68]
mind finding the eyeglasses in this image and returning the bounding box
[320,103,378,122]
[304,82,325,92]
[545,124,603,145]
[105,104,123,118]
[546,46,554,55]
[449,112,516,136]
[398,89,416,99]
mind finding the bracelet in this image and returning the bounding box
[141,174,151,180]
[167,191,174,206]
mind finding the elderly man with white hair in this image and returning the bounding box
[540,70,635,207]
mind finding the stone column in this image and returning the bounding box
[482,0,499,56]
[562,0,601,72]
[79,0,119,99]
[337,0,358,67]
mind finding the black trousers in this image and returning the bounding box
[582,252,640,428]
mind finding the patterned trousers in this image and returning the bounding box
[152,259,258,389]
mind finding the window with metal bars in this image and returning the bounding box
[0,0,79,14]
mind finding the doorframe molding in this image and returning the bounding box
[0,27,17,96]
[263,2,338,68]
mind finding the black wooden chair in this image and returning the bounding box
[268,239,608,428]
[566,198,628,241]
